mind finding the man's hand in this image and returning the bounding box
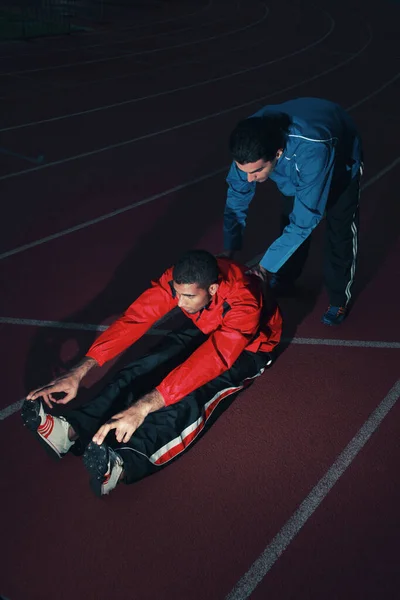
[27,372,81,409]
[26,357,97,409]
[92,405,149,445]
[246,264,279,313]
[246,263,269,287]
[92,389,165,445]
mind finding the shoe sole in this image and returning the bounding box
[83,441,109,498]
[21,399,62,460]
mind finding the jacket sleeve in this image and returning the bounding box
[86,271,175,366]
[156,291,261,405]
[223,161,256,250]
[260,144,335,273]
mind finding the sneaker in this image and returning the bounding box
[321,305,347,326]
[21,399,75,459]
[83,441,124,497]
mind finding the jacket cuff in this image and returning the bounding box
[156,382,174,406]
[85,350,106,367]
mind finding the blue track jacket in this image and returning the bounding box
[223,98,362,273]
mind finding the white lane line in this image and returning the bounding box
[0,400,24,420]
[0,8,339,134]
[346,71,400,111]
[0,146,45,164]
[0,167,227,260]
[0,21,369,186]
[361,155,400,190]
[289,337,400,349]
[1,316,399,348]
[0,316,170,336]
[226,378,400,600]
[0,4,269,77]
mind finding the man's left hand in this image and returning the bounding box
[246,264,270,293]
[92,405,148,445]
[92,389,165,445]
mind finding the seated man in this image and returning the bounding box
[22,250,282,497]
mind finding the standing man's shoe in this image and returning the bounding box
[321,305,347,326]
[21,399,75,459]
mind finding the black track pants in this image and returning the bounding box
[67,326,271,484]
[276,168,361,306]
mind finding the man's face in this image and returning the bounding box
[236,150,283,183]
[173,282,218,314]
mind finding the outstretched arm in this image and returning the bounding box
[26,270,176,408]
[260,144,335,274]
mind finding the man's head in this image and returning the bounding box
[229,114,290,183]
[172,250,219,314]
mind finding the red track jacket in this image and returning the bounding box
[86,258,282,406]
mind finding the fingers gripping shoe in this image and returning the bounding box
[83,442,124,497]
[21,399,75,459]
[321,305,347,326]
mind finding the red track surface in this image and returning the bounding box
[0,1,399,598]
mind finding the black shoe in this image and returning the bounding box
[83,441,123,497]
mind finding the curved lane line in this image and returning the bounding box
[1,8,337,133]
[0,21,371,187]
[0,1,239,58]
[0,4,270,77]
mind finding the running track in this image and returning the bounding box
[0,0,399,598]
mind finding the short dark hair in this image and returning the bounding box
[229,113,290,164]
[173,250,219,290]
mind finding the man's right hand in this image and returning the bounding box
[27,372,82,408]
[26,356,97,409]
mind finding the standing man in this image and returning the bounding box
[22,250,282,497]
[223,97,363,325]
